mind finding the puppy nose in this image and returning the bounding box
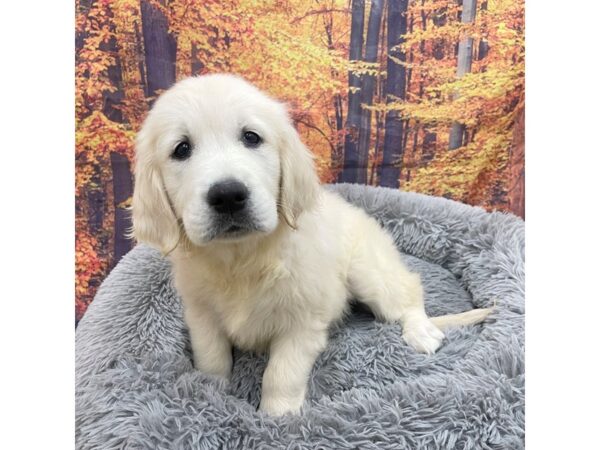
[207,179,249,214]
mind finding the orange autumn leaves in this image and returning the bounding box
[396,0,524,208]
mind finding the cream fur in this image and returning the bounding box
[132,74,491,416]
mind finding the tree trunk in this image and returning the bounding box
[140,0,177,102]
[333,94,344,175]
[421,130,437,162]
[431,5,447,60]
[110,152,134,262]
[100,3,131,266]
[323,10,345,178]
[355,0,385,184]
[100,2,124,123]
[507,107,525,218]
[422,3,439,160]
[191,42,204,75]
[397,10,414,184]
[370,13,388,186]
[448,122,465,151]
[134,20,147,92]
[369,102,383,185]
[340,0,366,183]
[76,0,94,55]
[477,0,489,60]
[87,168,105,235]
[448,0,477,150]
[399,120,422,186]
[379,0,408,188]
[478,38,489,61]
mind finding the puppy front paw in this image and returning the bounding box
[193,356,232,381]
[258,394,304,416]
[402,319,444,354]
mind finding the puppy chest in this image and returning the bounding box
[212,277,347,351]
[213,287,305,350]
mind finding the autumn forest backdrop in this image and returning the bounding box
[75,0,525,322]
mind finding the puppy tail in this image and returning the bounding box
[429,307,493,331]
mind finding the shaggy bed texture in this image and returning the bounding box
[76,184,525,450]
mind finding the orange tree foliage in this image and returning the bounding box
[76,0,138,320]
[75,0,524,321]
[394,0,524,207]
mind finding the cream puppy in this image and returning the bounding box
[132,74,491,416]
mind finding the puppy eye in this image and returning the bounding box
[171,141,192,160]
[242,131,262,147]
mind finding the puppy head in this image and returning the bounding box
[132,74,319,253]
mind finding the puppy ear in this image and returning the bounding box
[131,125,181,255]
[278,115,320,227]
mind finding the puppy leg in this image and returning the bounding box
[183,303,233,379]
[259,329,327,416]
[348,222,444,354]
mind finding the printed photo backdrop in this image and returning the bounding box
[75,0,525,323]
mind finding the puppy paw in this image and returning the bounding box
[259,394,304,416]
[193,357,232,381]
[402,319,444,354]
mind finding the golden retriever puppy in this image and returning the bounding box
[132,74,491,416]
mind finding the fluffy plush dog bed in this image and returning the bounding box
[76,184,525,449]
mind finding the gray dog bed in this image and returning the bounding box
[76,184,525,449]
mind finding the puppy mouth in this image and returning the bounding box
[225,224,243,233]
[210,219,262,241]
[221,224,249,236]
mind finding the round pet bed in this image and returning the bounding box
[76,184,525,449]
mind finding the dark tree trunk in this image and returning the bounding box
[477,38,489,61]
[369,106,383,185]
[97,3,133,265]
[396,10,415,184]
[110,152,134,262]
[333,93,344,174]
[76,0,95,55]
[355,0,384,184]
[507,107,525,219]
[76,0,94,55]
[134,20,148,93]
[370,14,388,186]
[323,10,345,178]
[422,2,439,160]
[477,1,489,60]
[379,0,409,188]
[100,2,124,123]
[340,0,366,183]
[191,42,204,75]
[405,120,419,185]
[448,123,465,150]
[405,12,414,97]
[448,0,477,150]
[87,168,105,234]
[140,0,177,102]
[421,130,437,162]
[431,5,447,60]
